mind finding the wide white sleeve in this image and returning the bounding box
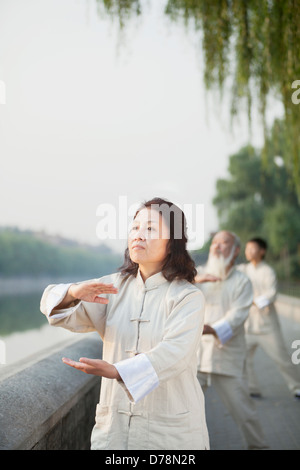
[40,279,110,336]
[212,319,233,344]
[254,295,271,309]
[41,283,75,318]
[114,353,159,403]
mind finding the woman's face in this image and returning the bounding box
[128,208,170,267]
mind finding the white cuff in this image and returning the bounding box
[254,296,270,309]
[114,353,159,403]
[212,319,233,345]
[45,283,74,316]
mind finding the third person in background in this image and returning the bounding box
[238,237,300,399]
[195,230,268,450]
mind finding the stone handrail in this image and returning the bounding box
[0,335,102,450]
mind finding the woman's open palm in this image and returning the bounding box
[69,282,118,304]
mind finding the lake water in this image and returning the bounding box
[0,287,92,367]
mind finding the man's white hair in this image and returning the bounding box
[228,231,241,249]
[205,231,241,280]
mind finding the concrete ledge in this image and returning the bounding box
[0,335,103,450]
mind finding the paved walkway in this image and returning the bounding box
[204,312,300,450]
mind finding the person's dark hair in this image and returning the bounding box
[247,237,268,258]
[119,197,197,283]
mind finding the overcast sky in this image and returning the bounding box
[0,0,283,253]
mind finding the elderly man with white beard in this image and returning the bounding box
[195,230,268,450]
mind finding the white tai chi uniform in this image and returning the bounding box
[196,265,268,450]
[40,270,210,450]
[237,261,300,395]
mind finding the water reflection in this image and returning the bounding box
[0,292,46,336]
[0,290,80,365]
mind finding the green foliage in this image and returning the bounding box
[0,228,122,278]
[212,119,300,280]
[96,0,141,28]
[263,201,300,257]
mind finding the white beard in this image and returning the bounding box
[205,248,235,280]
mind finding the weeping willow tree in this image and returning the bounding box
[95,0,300,200]
[96,0,142,28]
[165,0,300,201]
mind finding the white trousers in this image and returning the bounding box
[246,329,300,395]
[198,372,268,450]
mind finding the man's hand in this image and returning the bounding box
[62,357,121,379]
[202,324,217,337]
[195,274,221,283]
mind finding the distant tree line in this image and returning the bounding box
[0,227,122,279]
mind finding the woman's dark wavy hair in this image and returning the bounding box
[119,197,197,283]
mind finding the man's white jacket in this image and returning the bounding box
[196,266,253,378]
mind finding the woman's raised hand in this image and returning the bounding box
[68,282,118,304]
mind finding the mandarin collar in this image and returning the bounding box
[136,269,168,290]
[250,260,266,269]
[244,260,265,271]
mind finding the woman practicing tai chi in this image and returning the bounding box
[40,197,209,450]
